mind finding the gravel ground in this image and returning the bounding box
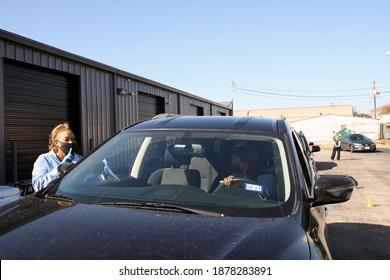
[313,144,390,260]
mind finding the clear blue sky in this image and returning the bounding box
[1,0,390,114]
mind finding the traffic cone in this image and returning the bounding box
[367,196,374,208]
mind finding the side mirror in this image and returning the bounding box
[311,175,356,207]
[311,145,321,153]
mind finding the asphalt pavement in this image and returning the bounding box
[314,144,390,260]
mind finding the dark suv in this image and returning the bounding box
[0,115,355,259]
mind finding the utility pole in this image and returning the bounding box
[370,80,379,119]
[230,82,236,109]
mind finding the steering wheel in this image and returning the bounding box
[230,177,258,185]
[219,177,270,199]
[215,176,258,191]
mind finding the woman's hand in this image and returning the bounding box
[221,175,235,186]
[220,175,245,188]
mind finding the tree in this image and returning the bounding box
[378,103,390,115]
[353,107,371,118]
[355,112,372,118]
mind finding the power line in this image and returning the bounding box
[233,83,390,100]
[237,86,371,93]
[234,83,390,93]
[235,87,369,99]
[356,99,374,113]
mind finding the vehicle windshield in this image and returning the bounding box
[350,134,370,141]
[55,129,293,217]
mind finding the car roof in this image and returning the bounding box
[126,115,286,134]
[344,133,364,137]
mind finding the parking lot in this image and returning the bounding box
[314,144,390,260]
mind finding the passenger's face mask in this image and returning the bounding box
[58,142,78,155]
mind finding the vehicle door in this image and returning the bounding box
[291,130,329,257]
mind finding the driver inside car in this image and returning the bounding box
[217,145,277,199]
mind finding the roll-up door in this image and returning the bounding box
[3,61,80,183]
[138,92,164,121]
[190,104,204,116]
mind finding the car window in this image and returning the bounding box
[297,132,310,153]
[292,131,312,197]
[55,129,293,217]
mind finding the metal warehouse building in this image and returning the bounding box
[0,29,232,185]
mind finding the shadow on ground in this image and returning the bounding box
[315,161,337,171]
[327,223,390,260]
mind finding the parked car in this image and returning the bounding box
[340,133,376,152]
[0,116,355,260]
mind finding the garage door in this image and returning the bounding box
[3,61,80,183]
[138,92,164,121]
[190,104,204,116]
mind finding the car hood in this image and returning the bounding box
[0,196,311,260]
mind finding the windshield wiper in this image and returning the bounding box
[98,201,223,216]
[46,194,78,203]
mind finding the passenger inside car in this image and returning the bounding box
[214,144,277,200]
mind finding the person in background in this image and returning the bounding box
[32,122,83,192]
[331,133,341,161]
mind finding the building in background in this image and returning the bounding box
[234,104,387,143]
[290,114,380,142]
[234,104,353,122]
[0,29,232,185]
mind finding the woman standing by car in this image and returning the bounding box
[331,134,341,161]
[32,122,83,192]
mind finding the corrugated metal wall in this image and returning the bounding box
[0,30,232,184]
[81,67,114,151]
[114,76,175,130]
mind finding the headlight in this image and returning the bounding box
[353,143,363,147]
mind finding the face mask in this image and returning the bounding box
[58,142,77,155]
[228,164,242,175]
